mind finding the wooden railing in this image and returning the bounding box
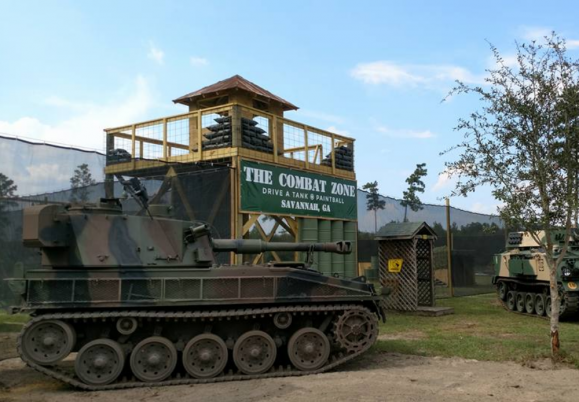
[104,103,355,175]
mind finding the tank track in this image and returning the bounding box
[495,280,579,319]
[17,303,378,391]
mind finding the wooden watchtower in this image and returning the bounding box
[103,75,359,277]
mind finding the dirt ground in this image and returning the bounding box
[1,350,578,402]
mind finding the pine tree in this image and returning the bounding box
[362,181,386,233]
[70,164,96,203]
[400,163,427,222]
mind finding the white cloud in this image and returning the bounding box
[190,56,208,66]
[519,26,579,49]
[25,163,69,183]
[298,110,345,124]
[351,61,484,88]
[147,42,164,65]
[0,75,156,151]
[432,170,453,192]
[487,53,518,69]
[377,126,435,139]
[326,126,349,136]
[520,26,552,42]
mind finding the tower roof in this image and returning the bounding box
[173,75,298,111]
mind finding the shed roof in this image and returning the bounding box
[375,222,437,240]
[173,75,299,111]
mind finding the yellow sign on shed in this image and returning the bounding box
[388,259,403,273]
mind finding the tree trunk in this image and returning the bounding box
[403,206,408,223]
[548,261,561,358]
[374,209,377,233]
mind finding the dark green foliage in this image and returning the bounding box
[70,164,96,203]
[362,181,386,233]
[400,163,427,222]
[0,173,17,232]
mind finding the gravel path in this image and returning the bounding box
[0,352,576,402]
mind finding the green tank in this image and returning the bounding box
[493,230,579,318]
[6,195,386,390]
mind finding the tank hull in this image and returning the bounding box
[11,265,385,390]
[492,241,579,318]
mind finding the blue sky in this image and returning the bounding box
[1,0,578,212]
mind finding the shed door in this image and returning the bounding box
[416,238,434,306]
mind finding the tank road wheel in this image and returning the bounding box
[524,293,535,314]
[233,330,277,375]
[506,291,517,311]
[22,320,76,365]
[535,294,546,316]
[75,339,125,386]
[116,318,138,335]
[183,334,228,379]
[273,312,293,329]
[334,309,379,353]
[516,292,526,313]
[130,337,177,382]
[288,328,330,371]
[546,297,552,318]
[497,281,508,301]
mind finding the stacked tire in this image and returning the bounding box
[202,116,232,150]
[321,146,354,171]
[107,148,132,164]
[241,117,273,154]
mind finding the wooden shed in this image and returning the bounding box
[376,222,437,311]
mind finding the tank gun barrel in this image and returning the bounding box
[212,239,352,255]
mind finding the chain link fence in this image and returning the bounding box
[0,135,506,305]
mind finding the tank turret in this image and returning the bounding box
[21,202,351,269]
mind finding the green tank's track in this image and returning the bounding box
[17,303,378,391]
[496,281,579,319]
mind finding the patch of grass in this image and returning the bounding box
[0,311,29,332]
[377,293,579,368]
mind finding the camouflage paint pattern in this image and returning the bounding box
[8,200,385,319]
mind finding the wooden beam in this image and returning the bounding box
[242,214,260,236]
[272,216,294,237]
[113,132,188,150]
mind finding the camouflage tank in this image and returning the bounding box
[493,230,579,318]
[6,190,386,390]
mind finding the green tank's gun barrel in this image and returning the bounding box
[212,239,352,255]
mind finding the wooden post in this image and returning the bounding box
[445,197,454,297]
[330,134,336,174]
[272,115,278,163]
[131,125,136,158]
[197,112,203,160]
[104,132,115,198]
[162,118,168,159]
[231,105,242,148]
[304,126,309,169]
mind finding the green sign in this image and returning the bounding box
[240,160,357,220]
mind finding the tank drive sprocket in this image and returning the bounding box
[333,309,379,353]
